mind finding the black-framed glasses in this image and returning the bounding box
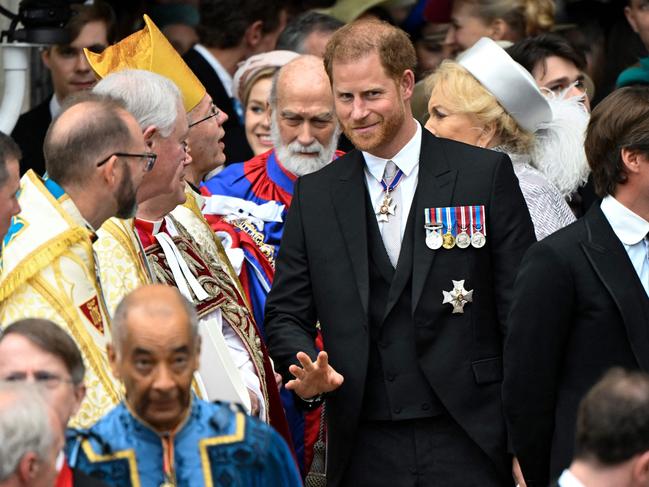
[97,152,157,172]
[189,104,220,128]
[3,371,76,390]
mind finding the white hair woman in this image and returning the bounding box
[425,37,587,240]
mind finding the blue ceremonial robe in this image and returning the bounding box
[66,399,301,487]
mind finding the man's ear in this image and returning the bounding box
[192,335,202,372]
[142,125,158,151]
[41,48,52,70]
[631,450,649,481]
[98,154,120,188]
[106,343,121,380]
[17,452,38,482]
[71,384,87,417]
[621,147,645,175]
[400,69,416,102]
[626,6,640,34]
[244,20,264,49]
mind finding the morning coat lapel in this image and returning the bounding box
[582,205,649,370]
[332,151,370,320]
[412,133,458,314]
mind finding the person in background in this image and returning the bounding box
[617,0,649,88]
[11,2,115,177]
[553,368,649,487]
[507,33,597,217]
[446,0,555,54]
[0,319,108,487]
[231,50,300,159]
[507,33,591,110]
[148,3,200,55]
[0,93,148,428]
[183,0,288,164]
[276,11,344,57]
[503,86,649,487]
[0,382,64,487]
[68,284,302,487]
[0,133,21,244]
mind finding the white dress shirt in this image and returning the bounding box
[193,44,234,98]
[557,469,586,487]
[600,195,649,297]
[49,95,62,119]
[363,121,421,240]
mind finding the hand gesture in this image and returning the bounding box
[286,351,344,400]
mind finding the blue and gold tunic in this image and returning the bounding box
[66,398,301,487]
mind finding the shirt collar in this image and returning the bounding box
[600,195,649,245]
[558,469,586,487]
[193,44,234,98]
[49,95,62,119]
[363,121,421,183]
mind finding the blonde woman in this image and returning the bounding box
[425,37,584,240]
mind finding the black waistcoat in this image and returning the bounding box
[361,189,443,421]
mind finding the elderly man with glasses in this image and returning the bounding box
[0,318,109,487]
[0,91,147,428]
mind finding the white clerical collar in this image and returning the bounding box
[193,44,234,98]
[363,121,421,183]
[49,95,63,119]
[558,469,586,487]
[600,195,649,246]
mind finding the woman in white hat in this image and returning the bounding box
[425,37,587,240]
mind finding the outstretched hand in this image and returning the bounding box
[286,351,344,400]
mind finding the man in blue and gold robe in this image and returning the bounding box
[67,284,301,487]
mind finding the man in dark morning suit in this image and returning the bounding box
[503,85,649,487]
[265,20,536,487]
[11,3,112,176]
[550,369,649,487]
[183,0,287,165]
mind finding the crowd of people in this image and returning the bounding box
[1,0,649,486]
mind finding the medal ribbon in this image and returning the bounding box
[455,206,467,233]
[379,168,405,194]
[444,207,456,235]
[161,433,176,486]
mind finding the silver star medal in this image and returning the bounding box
[442,280,473,314]
[376,194,396,222]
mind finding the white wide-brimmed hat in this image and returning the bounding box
[458,37,552,133]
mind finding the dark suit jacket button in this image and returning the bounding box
[386,373,395,382]
[393,407,402,414]
[422,403,430,411]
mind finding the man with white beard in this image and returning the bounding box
[201,55,342,328]
[201,55,341,474]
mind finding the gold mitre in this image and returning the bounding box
[85,14,205,112]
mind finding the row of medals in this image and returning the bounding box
[425,224,486,250]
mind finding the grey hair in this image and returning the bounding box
[0,383,54,482]
[276,11,343,54]
[93,69,182,137]
[111,288,199,355]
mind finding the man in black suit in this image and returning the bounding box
[503,85,649,487]
[265,20,536,486]
[11,3,113,176]
[550,368,649,487]
[183,0,287,164]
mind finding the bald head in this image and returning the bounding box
[111,285,198,354]
[44,92,138,187]
[271,55,332,109]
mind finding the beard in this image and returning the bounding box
[271,113,340,177]
[115,162,138,219]
[341,101,405,153]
